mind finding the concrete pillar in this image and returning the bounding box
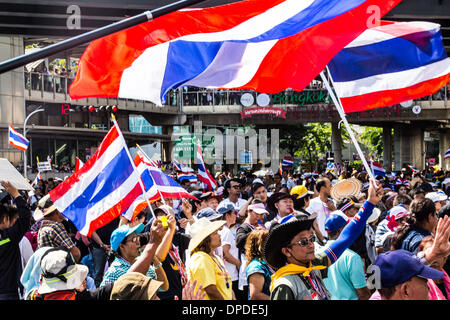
[161,126,174,162]
[439,130,450,170]
[382,126,393,171]
[0,35,25,165]
[410,126,425,171]
[331,121,343,165]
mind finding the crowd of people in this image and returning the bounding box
[1,163,450,301]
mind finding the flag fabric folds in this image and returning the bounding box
[8,125,29,151]
[196,145,217,191]
[445,148,450,160]
[75,157,84,172]
[328,21,450,113]
[32,172,42,186]
[177,172,197,184]
[371,161,386,177]
[49,122,144,236]
[69,0,400,105]
[282,157,294,167]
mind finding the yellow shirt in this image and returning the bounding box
[188,251,233,300]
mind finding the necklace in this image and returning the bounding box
[210,254,231,289]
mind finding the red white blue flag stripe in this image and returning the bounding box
[177,172,197,183]
[49,122,144,236]
[196,144,217,191]
[445,148,450,160]
[328,21,450,113]
[8,125,29,151]
[371,161,386,177]
[32,172,42,186]
[75,157,84,173]
[70,0,400,105]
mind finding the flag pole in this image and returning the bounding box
[111,116,156,220]
[319,70,376,181]
[0,0,209,74]
[136,143,168,206]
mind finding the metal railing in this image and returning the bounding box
[24,71,449,108]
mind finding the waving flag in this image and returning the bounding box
[282,157,294,167]
[445,148,450,160]
[75,157,84,173]
[32,172,42,186]
[49,122,144,236]
[196,145,217,191]
[371,161,386,177]
[70,0,400,105]
[408,164,418,172]
[328,21,450,113]
[8,125,29,151]
[172,159,182,172]
[177,172,197,184]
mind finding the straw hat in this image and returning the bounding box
[330,178,362,201]
[187,217,226,253]
[110,272,163,300]
[33,194,58,221]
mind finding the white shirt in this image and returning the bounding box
[306,196,334,237]
[220,225,239,281]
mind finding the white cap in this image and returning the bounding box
[425,191,448,202]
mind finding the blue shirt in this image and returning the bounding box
[100,256,156,287]
[401,226,431,254]
[246,259,273,299]
[323,240,367,300]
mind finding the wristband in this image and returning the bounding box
[154,262,163,270]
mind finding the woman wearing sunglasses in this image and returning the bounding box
[264,179,383,300]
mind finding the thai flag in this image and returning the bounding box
[8,125,29,151]
[172,159,182,172]
[328,21,450,113]
[75,157,84,173]
[196,145,217,191]
[69,0,401,105]
[395,178,403,186]
[408,165,418,172]
[445,148,450,160]
[49,122,145,236]
[47,155,52,164]
[177,172,197,184]
[282,157,294,167]
[371,161,386,177]
[32,172,42,186]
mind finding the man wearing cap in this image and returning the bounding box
[218,203,242,300]
[266,179,383,300]
[34,194,81,263]
[0,181,32,300]
[322,212,371,300]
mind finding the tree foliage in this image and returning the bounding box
[360,126,384,158]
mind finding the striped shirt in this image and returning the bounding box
[100,255,156,287]
[37,220,76,250]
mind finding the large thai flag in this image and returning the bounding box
[49,122,145,236]
[196,145,217,191]
[328,21,450,113]
[371,161,386,177]
[8,125,29,151]
[69,0,400,105]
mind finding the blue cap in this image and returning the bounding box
[197,207,223,221]
[324,212,347,233]
[110,223,145,251]
[375,249,443,287]
[217,203,236,216]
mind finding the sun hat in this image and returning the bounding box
[263,216,316,269]
[374,249,443,288]
[187,217,226,253]
[110,223,145,252]
[110,272,163,300]
[248,202,269,215]
[197,207,223,221]
[33,194,58,221]
[425,191,448,203]
[38,247,89,295]
[330,178,362,201]
[290,185,314,200]
[367,207,381,224]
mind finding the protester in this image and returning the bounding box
[322,212,371,300]
[0,181,32,300]
[375,205,409,254]
[34,194,81,262]
[244,228,272,300]
[218,178,247,211]
[306,177,335,240]
[186,217,234,300]
[266,179,382,300]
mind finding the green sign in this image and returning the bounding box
[272,90,333,106]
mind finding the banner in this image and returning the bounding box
[37,161,52,172]
[240,107,287,119]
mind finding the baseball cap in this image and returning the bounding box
[324,211,349,233]
[375,249,443,288]
[290,185,313,200]
[197,207,223,221]
[389,205,409,220]
[110,223,145,252]
[217,203,236,215]
[425,191,448,203]
[154,205,174,216]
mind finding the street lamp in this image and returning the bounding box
[23,106,45,179]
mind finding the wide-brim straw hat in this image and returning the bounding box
[187,217,226,253]
[263,216,316,269]
[330,178,362,201]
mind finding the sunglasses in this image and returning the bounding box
[125,235,140,244]
[288,235,316,247]
[231,185,242,189]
